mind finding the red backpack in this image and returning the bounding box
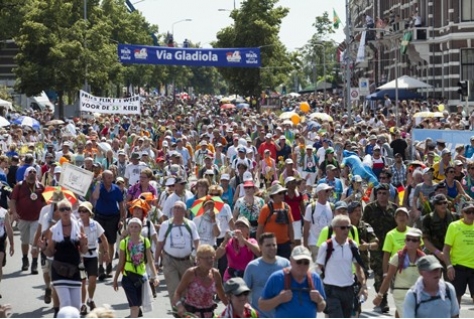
[283,267,314,291]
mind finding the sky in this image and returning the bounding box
[134,0,347,51]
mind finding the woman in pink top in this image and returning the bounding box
[216,216,260,282]
[173,245,227,318]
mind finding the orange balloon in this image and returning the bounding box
[291,113,300,125]
[300,102,310,113]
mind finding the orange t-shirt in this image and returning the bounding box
[258,202,294,244]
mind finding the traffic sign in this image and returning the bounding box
[359,78,369,95]
[350,88,360,101]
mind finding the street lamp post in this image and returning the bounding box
[345,0,352,125]
[171,19,192,38]
[314,43,326,99]
[84,0,88,92]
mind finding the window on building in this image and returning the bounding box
[462,0,474,22]
[460,49,474,100]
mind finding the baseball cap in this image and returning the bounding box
[285,158,293,165]
[224,277,251,295]
[130,152,140,159]
[326,164,337,171]
[395,207,409,217]
[284,176,296,185]
[334,201,348,210]
[174,177,187,184]
[352,175,363,183]
[265,133,272,139]
[441,148,451,156]
[314,183,333,193]
[406,228,422,238]
[454,160,463,166]
[290,245,312,261]
[421,167,434,175]
[165,178,176,186]
[417,255,443,271]
[220,174,230,181]
[54,166,62,174]
[325,147,334,154]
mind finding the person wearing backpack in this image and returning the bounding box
[403,255,459,318]
[256,183,294,259]
[113,218,159,318]
[155,201,200,305]
[373,228,425,317]
[259,246,326,318]
[316,201,360,247]
[316,215,368,318]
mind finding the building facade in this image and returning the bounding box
[349,0,474,105]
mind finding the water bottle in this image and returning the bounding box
[359,295,366,304]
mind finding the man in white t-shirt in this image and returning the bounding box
[124,152,148,187]
[155,201,200,304]
[303,183,334,261]
[161,178,194,219]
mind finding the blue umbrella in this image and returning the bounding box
[12,116,41,130]
[236,103,249,109]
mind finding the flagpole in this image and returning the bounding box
[345,0,352,125]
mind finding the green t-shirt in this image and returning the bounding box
[382,227,424,257]
[120,236,151,275]
[316,225,360,247]
[445,220,474,269]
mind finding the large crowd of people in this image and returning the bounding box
[0,91,472,318]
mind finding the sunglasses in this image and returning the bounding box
[436,201,448,205]
[59,207,72,212]
[464,210,474,215]
[295,260,310,266]
[337,225,352,230]
[78,209,89,213]
[405,237,420,243]
[379,176,388,179]
[447,171,455,174]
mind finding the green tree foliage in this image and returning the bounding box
[215,0,290,98]
[0,0,29,42]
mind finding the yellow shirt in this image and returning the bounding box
[432,160,452,182]
[445,220,474,268]
[382,227,424,257]
[120,236,151,275]
[317,225,360,247]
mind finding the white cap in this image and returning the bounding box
[265,133,272,139]
[165,178,176,186]
[243,171,253,182]
[220,174,230,180]
[314,183,333,193]
[54,166,61,174]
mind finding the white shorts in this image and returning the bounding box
[302,172,317,186]
[292,220,302,240]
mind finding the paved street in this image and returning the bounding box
[1,230,474,318]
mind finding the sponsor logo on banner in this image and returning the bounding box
[245,51,259,64]
[120,47,131,60]
[226,51,242,63]
[134,48,148,60]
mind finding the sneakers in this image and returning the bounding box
[21,257,29,271]
[44,288,52,304]
[98,265,106,281]
[80,304,88,316]
[31,260,38,275]
[87,300,96,311]
[106,263,113,277]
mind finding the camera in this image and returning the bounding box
[229,231,235,237]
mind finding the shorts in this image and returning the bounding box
[18,220,39,246]
[452,265,474,297]
[0,234,6,253]
[83,257,99,277]
[392,288,409,315]
[121,274,143,307]
[95,214,120,244]
[41,256,53,274]
[301,172,317,185]
[292,220,302,240]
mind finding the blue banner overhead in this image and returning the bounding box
[118,44,261,68]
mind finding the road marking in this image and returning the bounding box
[361,310,393,318]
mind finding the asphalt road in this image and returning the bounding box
[2,230,474,318]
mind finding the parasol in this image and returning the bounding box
[190,196,225,217]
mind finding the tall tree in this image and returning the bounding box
[215,0,290,99]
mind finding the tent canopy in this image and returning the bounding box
[0,99,12,110]
[366,89,423,101]
[377,75,432,90]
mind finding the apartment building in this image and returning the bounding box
[349,0,474,104]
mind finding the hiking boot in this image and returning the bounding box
[98,265,106,281]
[87,300,96,311]
[138,308,143,317]
[21,257,29,271]
[80,304,88,316]
[381,295,389,313]
[106,263,113,277]
[31,260,38,275]
[44,288,52,304]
